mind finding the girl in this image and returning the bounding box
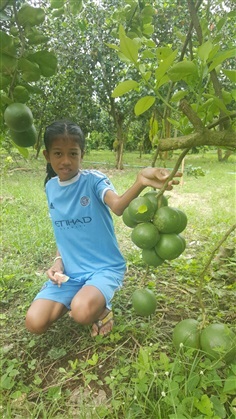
[25,120,181,337]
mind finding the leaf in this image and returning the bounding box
[18,58,41,82]
[223,69,236,83]
[12,144,29,158]
[223,375,236,394]
[155,49,178,83]
[208,49,236,72]
[197,40,213,62]
[112,80,138,97]
[203,94,231,115]
[28,51,57,77]
[167,117,180,128]
[170,90,188,102]
[168,61,198,82]
[134,96,155,116]
[106,43,119,51]
[119,25,139,64]
[194,394,214,416]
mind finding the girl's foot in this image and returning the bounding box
[91,310,114,337]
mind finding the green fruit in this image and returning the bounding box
[173,319,200,349]
[131,222,160,249]
[144,190,168,212]
[4,103,33,132]
[179,235,186,251]
[128,196,155,223]
[122,207,138,228]
[200,323,236,363]
[174,209,188,234]
[13,86,30,103]
[10,125,37,147]
[153,206,181,233]
[142,248,164,267]
[132,288,157,316]
[155,233,185,260]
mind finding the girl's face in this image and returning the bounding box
[43,135,83,181]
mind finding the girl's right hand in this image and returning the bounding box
[46,259,65,286]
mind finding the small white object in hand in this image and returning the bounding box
[54,272,70,282]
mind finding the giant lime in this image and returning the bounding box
[132,288,157,316]
[4,103,33,132]
[155,233,185,260]
[10,125,37,147]
[174,209,188,234]
[122,207,138,228]
[200,323,236,363]
[131,222,160,249]
[128,196,155,223]
[153,206,181,233]
[142,248,164,267]
[173,318,201,349]
[144,190,168,212]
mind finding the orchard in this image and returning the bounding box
[1,1,236,418]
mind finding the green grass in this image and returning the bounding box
[1,149,236,418]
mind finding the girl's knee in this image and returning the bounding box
[25,310,49,335]
[70,301,94,325]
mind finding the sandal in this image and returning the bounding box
[91,310,114,337]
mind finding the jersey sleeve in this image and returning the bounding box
[92,170,117,203]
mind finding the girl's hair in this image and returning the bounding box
[44,120,85,185]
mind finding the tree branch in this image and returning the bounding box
[158,130,236,151]
[179,99,205,131]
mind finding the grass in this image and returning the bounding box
[1,148,236,418]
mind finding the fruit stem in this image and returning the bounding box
[156,148,190,204]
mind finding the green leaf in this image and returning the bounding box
[28,51,57,77]
[223,375,236,394]
[208,49,236,72]
[223,69,236,83]
[119,25,139,64]
[167,117,180,128]
[134,96,155,116]
[18,58,41,82]
[155,49,178,83]
[12,144,29,158]
[112,80,138,97]
[50,0,65,8]
[194,394,214,416]
[69,0,83,15]
[17,4,45,27]
[168,61,198,82]
[170,90,188,102]
[197,40,213,62]
[0,30,16,56]
[203,93,231,115]
[106,43,119,51]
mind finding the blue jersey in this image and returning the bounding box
[45,170,126,278]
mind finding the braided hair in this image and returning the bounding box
[44,120,85,185]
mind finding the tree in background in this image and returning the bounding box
[1,0,235,165]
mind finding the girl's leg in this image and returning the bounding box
[25,299,68,335]
[70,285,113,335]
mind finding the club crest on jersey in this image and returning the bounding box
[80,196,90,206]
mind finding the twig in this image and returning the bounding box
[197,223,236,326]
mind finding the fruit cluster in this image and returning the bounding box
[123,191,187,267]
[4,102,37,148]
[173,318,236,363]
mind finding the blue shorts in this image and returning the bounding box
[34,269,125,310]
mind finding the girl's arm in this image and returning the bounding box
[104,167,182,216]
